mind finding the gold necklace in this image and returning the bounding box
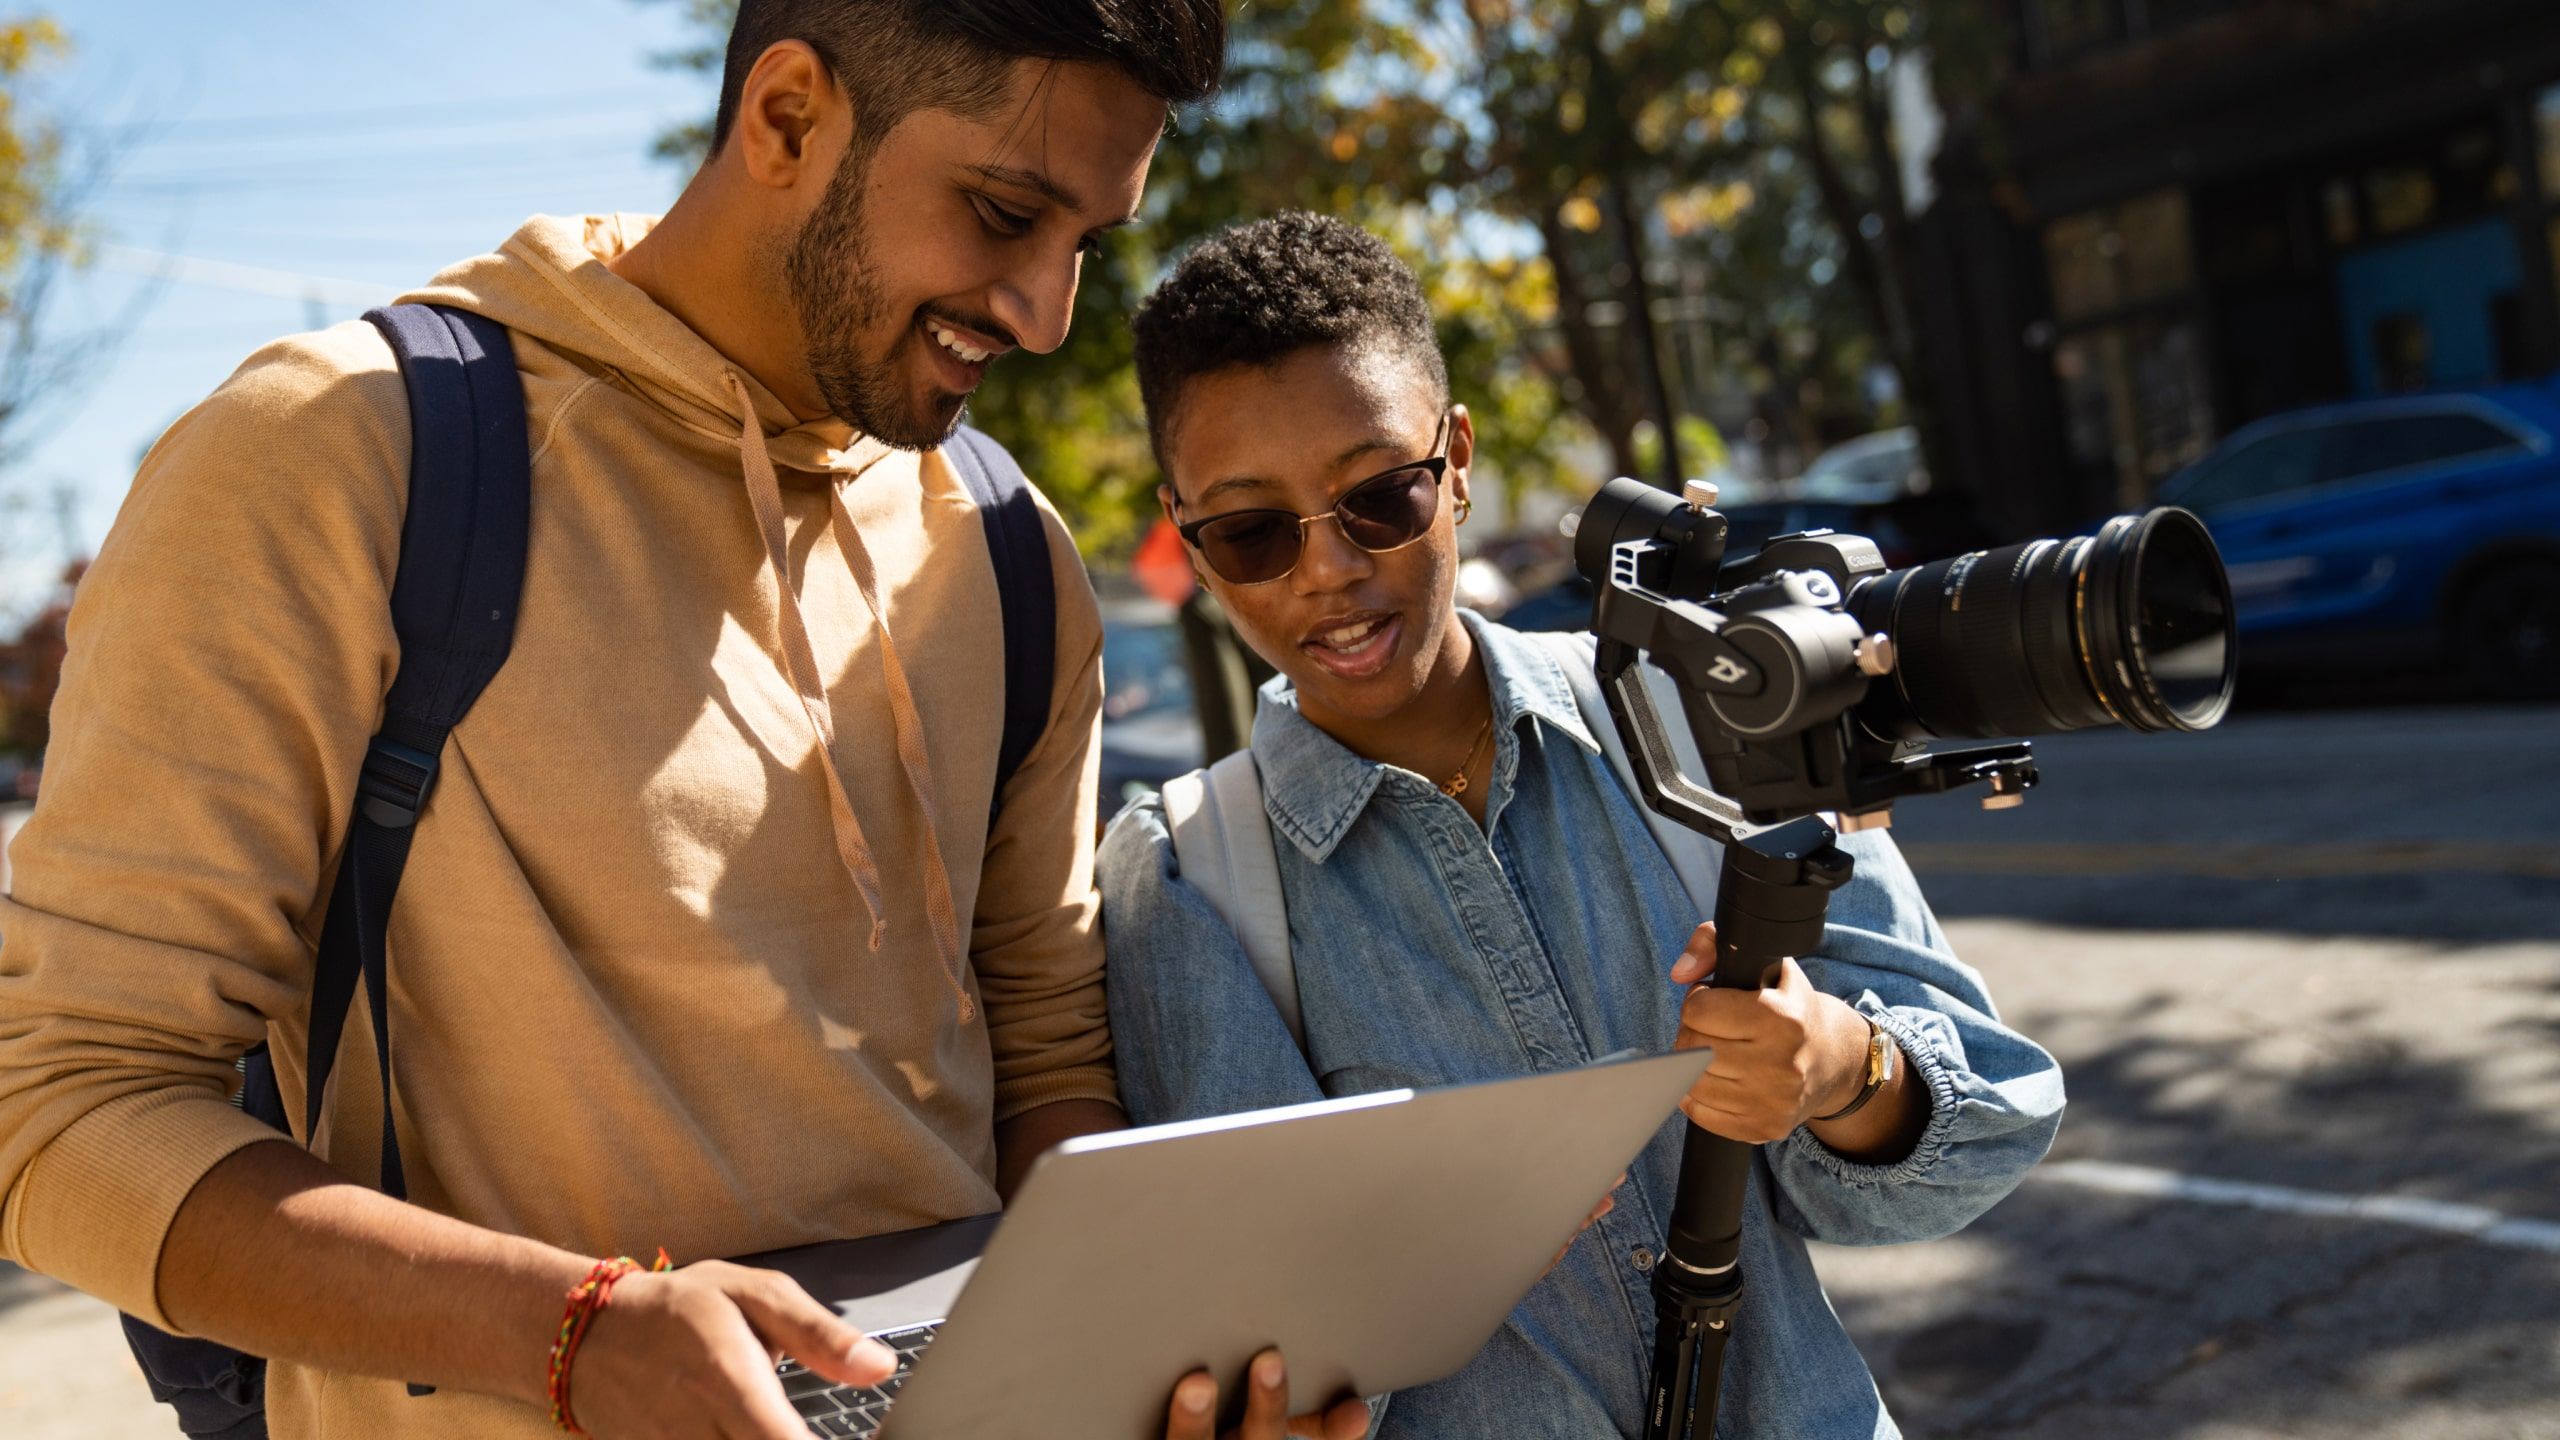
[1438,712,1497,798]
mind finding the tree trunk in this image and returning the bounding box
[1606,174,1687,490]
[1536,209,1647,481]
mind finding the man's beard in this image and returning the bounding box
[783,146,967,451]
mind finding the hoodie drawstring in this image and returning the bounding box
[725,371,975,1024]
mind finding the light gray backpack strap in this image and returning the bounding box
[1537,630,1722,918]
[1160,749,1304,1051]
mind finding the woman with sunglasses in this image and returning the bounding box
[1097,212,2063,1440]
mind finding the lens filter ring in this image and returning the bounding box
[2076,508,2236,733]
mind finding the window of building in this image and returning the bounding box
[2028,0,2127,63]
[2364,165,2439,237]
[2056,316,2216,509]
[2370,313,2433,393]
[2324,179,2361,248]
[2538,85,2560,196]
[2044,189,2195,323]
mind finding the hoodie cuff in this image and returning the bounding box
[5,1086,286,1332]
[992,1064,1122,1125]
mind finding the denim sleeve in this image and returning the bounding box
[1762,829,2065,1247]
[1096,795,1328,1127]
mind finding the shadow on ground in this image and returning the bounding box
[1817,909,2560,1439]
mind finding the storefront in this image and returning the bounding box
[1917,0,2560,534]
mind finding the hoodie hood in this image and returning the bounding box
[401,212,889,480]
[402,213,970,1021]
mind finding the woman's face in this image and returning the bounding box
[1158,343,1475,730]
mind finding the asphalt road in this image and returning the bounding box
[1812,698,2560,1438]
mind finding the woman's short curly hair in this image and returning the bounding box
[1132,211,1449,467]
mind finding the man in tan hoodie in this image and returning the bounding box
[0,3,1368,1438]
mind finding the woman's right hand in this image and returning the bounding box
[568,1259,896,1439]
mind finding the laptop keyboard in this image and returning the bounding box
[781,1322,940,1438]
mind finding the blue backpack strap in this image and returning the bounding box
[940,425,1056,822]
[121,304,529,1436]
[301,304,530,1201]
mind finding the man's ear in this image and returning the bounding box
[731,40,838,189]
[1447,403,1475,509]
[1156,481,1181,523]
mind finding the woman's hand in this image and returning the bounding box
[1161,1349,1372,1440]
[1669,922,1873,1145]
[570,1260,896,1440]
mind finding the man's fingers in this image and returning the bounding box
[724,1266,896,1388]
[1164,1370,1218,1440]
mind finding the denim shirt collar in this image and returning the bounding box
[1249,612,1602,863]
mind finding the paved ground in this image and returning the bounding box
[3,702,2555,1437]
[1813,698,2560,1439]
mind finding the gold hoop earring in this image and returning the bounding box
[1454,499,1473,525]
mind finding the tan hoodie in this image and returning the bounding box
[0,214,1113,1437]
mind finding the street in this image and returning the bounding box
[1815,698,2560,1438]
[3,701,2556,1437]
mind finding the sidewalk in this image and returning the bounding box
[0,1264,168,1438]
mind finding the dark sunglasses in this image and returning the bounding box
[1175,414,1453,586]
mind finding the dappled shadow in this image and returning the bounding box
[1813,925,2560,1438]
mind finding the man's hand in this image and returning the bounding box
[571,1261,897,1440]
[1669,922,1873,1145]
[1161,1349,1371,1440]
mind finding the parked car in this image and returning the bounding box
[1098,597,1204,815]
[1499,490,1997,633]
[1794,426,1927,505]
[2156,385,2560,694]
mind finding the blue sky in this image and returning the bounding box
[8,0,717,613]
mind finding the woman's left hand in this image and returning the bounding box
[1669,923,1871,1145]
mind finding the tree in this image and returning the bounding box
[636,2,1992,553]
[0,556,74,759]
[641,1,1596,558]
[0,15,111,473]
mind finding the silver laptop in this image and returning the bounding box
[742,1047,1711,1440]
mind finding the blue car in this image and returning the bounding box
[2156,386,2560,695]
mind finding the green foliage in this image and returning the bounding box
[640,1,1998,557]
[0,16,69,286]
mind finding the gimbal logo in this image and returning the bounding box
[1706,656,1749,687]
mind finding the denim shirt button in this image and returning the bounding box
[1630,1245,1656,1273]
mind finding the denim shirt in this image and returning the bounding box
[1097,614,2064,1440]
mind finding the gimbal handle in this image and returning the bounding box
[1597,638,1855,1440]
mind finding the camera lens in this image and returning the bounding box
[1846,507,2234,741]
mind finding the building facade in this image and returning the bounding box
[1917,0,2560,535]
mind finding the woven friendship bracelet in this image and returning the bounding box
[547,1248,673,1435]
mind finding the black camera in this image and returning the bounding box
[1573,476,2236,827]
[1575,477,2240,1440]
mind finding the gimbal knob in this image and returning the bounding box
[1683,477,1721,510]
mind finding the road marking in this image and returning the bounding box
[2036,1159,2560,1254]
[1901,840,2560,880]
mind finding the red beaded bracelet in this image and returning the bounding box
[547,1248,672,1435]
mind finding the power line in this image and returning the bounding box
[65,84,697,142]
[94,245,395,307]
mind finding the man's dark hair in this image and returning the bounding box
[711,0,1225,157]
[1132,210,1450,465]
